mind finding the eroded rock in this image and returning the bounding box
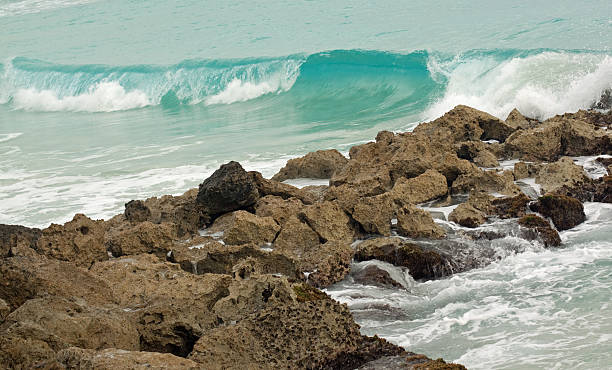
[272,149,347,182]
[530,195,585,231]
[396,205,445,239]
[207,210,280,246]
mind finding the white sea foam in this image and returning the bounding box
[12,81,150,112]
[425,52,612,121]
[0,132,22,143]
[0,0,96,17]
[205,79,278,105]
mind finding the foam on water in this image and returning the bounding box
[0,0,96,17]
[0,132,22,143]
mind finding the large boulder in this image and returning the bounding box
[299,201,354,244]
[535,157,590,195]
[389,169,448,206]
[354,238,455,280]
[57,347,201,369]
[451,169,520,196]
[271,149,348,182]
[351,264,403,288]
[196,161,260,217]
[105,221,178,258]
[505,108,539,130]
[530,195,585,231]
[517,214,561,247]
[350,194,395,236]
[249,171,317,205]
[0,224,41,258]
[255,195,304,226]
[206,210,280,246]
[449,203,487,228]
[455,141,500,168]
[396,205,445,239]
[35,214,108,267]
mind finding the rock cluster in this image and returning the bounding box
[2,104,609,369]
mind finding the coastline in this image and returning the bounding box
[1,104,611,369]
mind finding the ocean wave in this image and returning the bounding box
[0,0,96,17]
[1,49,611,117]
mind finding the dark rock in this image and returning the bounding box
[352,265,403,288]
[124,199,151,223]
[196,161,260,217]
[0,224,41,258]
[530,195,586,231]
[518,214,562,247]
[491,193,530,219]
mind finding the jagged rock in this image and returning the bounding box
[0,224,41,258]
[396,205,445,239]
[35,214,108,267]
[352,264,403,288]
[530,195,586,231]
[57,347,201,369]
[535,157,590,195]
[518,214,562,247]
[491,193,531,219]
[552,109,612,128]
[455,141,499,167]
[299,201,354,243]
[300,184,328,202]
[595,175,612,202]
[0,298,9,323]
[301,241,354,288]
[0,332,57,369]
[271,149,348,181]
[249,171,317,205]
[413,105,515,143]
[3,296,139,352]
[449,203,487,228]
[105,221,178,258]
[196,161,260,217]
[390,169,448,206]
[451,168,520,196]
[255,195,304,226]
[351,194,394,236]
[124,188,207,236]
[274,216,320,257]
[91,254,232,356]
[189,293,404,369]
[206,210,280,246]
[505,108,538,130]
[505,118,612,161]
[354,238,454,280]
[0,254,115,311]
[212,275,295,322]
[331,160,393,198]
[513,161,530,180]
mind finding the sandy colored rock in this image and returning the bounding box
[396,205,445,239]
[196,161,260,217]
[449,203,487,228]
[505,108,538,130]
[35,214,108,267]
[354,238,455,280]
[0,224,41,258]
[301,241,354,288]
[57,347,201,370]
[271,149,348,181]
[455,141,499,167]
[517,214,561,247]
[105,221,178,258]
[255,195,304,226]
[390,169,448,206]
[0,298,9,323]
[513,161,530,180]
[0,332,57,370]
[299,201,354,243]
[273,216,320,258]
[413,105,515,143]
[535,157,590,194]
[530,195,586,231]
[451,168,520,196]
[351,194,394,236]
[207,210,280,246]
[249,171,317,205]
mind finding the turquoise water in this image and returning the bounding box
[1,1,612,368]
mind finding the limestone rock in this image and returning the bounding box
[57,347,201,370]
[35,214,108,267]
[451,169,520,196]
[0,332,57,369]
[530,195,586,231]
[207,210,280,246]
[255,195,304,226]
[249,171,317,205]
[0,224,41,258]
[449,203,487,228]
[0,298,9,323]
[455,141,500,167]
[271,149,348,181]
[299,201,354,243]
[396,205,445,239]
[273,216,320,259]
[352,264,403,288]
[517,214,561,247]
[354,238,454,280]
[390,169,449,206]
[535,157,590,194]
[351,194,394,236]
[301,241,354,288]
[196,161,260,217]
[105,221,178,258]
[490,193,531,219]
[505,108,538,130]
[513,161,530,180]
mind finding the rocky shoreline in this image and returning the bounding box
[1,105,610,369]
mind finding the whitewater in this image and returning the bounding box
[1,0,611,368]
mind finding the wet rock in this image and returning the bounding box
[124,199,151,223]
[352,265,403,288]
[0,224,41,258]
[351,194,394,236]
[451,169,520,196]
[396,205,445,239]
[518,214,561,247]
[596,157,612,175]
[189,294,404,369]
[595,175,612,202]
[301,241,354,288]
[0,298,9,323]
[390,169,449,206]
[91,254,232,357]
[206,210,280,246]
[35,214,108,267]
[57,347,201,369]
[0,333,57,370]
[490,193,530,219]
[513,161,530,180]
[249,171,317,205]
[255,195,304,226]
[354,237,454,280]
[299,201,354,243]
[535,157,590,194]
[413,105,515,143]
[271,149,348,181]
[3,296,140,352]
[449,203,486,228]
[505,108,539,130]
[196,161,260,217]
[105,221,178,258]
[455,141,499,167]
[530,195,586,231]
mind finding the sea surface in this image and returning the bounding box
[1,1,611,368]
